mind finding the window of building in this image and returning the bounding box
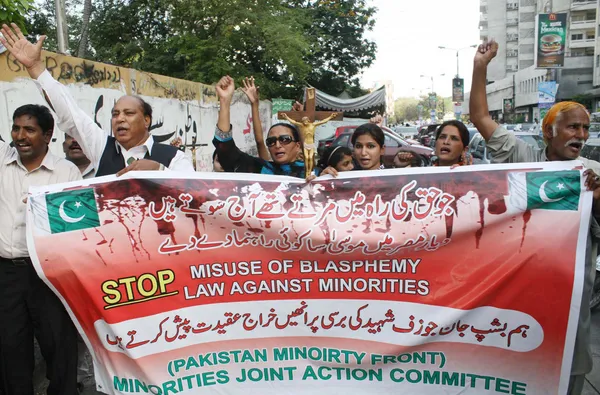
[572,34,583,40]
[587,32,595,40]
[520,12,534,22]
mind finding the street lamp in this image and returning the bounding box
[438,45,477,78]
[419,74,445,94]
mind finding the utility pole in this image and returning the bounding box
[54,0,69,54]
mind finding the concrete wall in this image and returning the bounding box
[0,51,271,172]
[557,56,595,100]
[514,66,547,107]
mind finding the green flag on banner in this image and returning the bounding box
[46,188,100,234]
[525,171,580,211]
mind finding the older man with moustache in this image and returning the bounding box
[63,134,95,179]
[470,39,599,395]
[0,23,194,177]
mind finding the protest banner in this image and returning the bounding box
[27,162,591,394]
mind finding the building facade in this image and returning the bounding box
[473,0,600,118]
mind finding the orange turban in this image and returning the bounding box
[542,101,589,138]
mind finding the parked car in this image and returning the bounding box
[394,126,418,139]
[515,123,535,132]
[590,123,600,139]
[468,132,545,164]
[318,125,425,158]
[324,129,433,167]
[580,139,600,162]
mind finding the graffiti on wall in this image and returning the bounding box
[0,51,271,172]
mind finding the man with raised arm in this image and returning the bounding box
[0,23,194,177]
[470,39,600,395]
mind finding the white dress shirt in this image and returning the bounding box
[81,163,96,179]
[0,142,82,259]
[34,70,194,173]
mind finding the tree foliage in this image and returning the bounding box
[392,94,453,123]
[26,0,86,53]
[26,0,377,99]
[1,0,35,32]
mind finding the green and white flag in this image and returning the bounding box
[508,170,580,211]
[45,188,100,234]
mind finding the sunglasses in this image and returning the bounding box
[266,135,296,147]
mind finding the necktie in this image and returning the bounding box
[127,157,136,166]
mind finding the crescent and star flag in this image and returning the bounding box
[508,170,580,211]
[26,162,591,395]
[46,188,101,234]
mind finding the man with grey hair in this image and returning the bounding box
[470,39,599,395]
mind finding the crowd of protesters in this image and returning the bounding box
[0,22,598,395]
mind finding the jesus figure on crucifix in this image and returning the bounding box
[281,112,337,179]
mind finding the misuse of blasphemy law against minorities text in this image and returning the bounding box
[26,162,590,395]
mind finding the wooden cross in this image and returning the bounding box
[277,87,343,122]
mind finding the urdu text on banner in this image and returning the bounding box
[26,162,591,395]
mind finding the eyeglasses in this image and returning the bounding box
[266,135,296,147]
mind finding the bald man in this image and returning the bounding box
[0,23,194,176]
[470,39,598,395]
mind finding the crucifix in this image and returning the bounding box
[277,87,343,124]
[277,87,343,179]
[187,135,208,171]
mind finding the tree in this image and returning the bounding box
[392,97,420,123]
[26,0,85,53]
[77,0,92,57]
[23,0,377,99]
[0,0,35,32]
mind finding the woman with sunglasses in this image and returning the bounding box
[213,76,305,177]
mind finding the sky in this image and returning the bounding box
[360,0,481,99]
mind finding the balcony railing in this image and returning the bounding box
[507,3,519,10]
[507,50,519,57]
[506,18,519,26]
[507,34,519,41]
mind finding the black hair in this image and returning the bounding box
[268,122,300,142]
[351,123,385,147]
[13,104,54,135]
[130,95,153,125]
[317,145,353,169]
[435,120,469,148]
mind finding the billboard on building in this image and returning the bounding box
[538,81,558,104]
[535,13,567,68]
[452,78,464,103]
[503,98,514,113]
